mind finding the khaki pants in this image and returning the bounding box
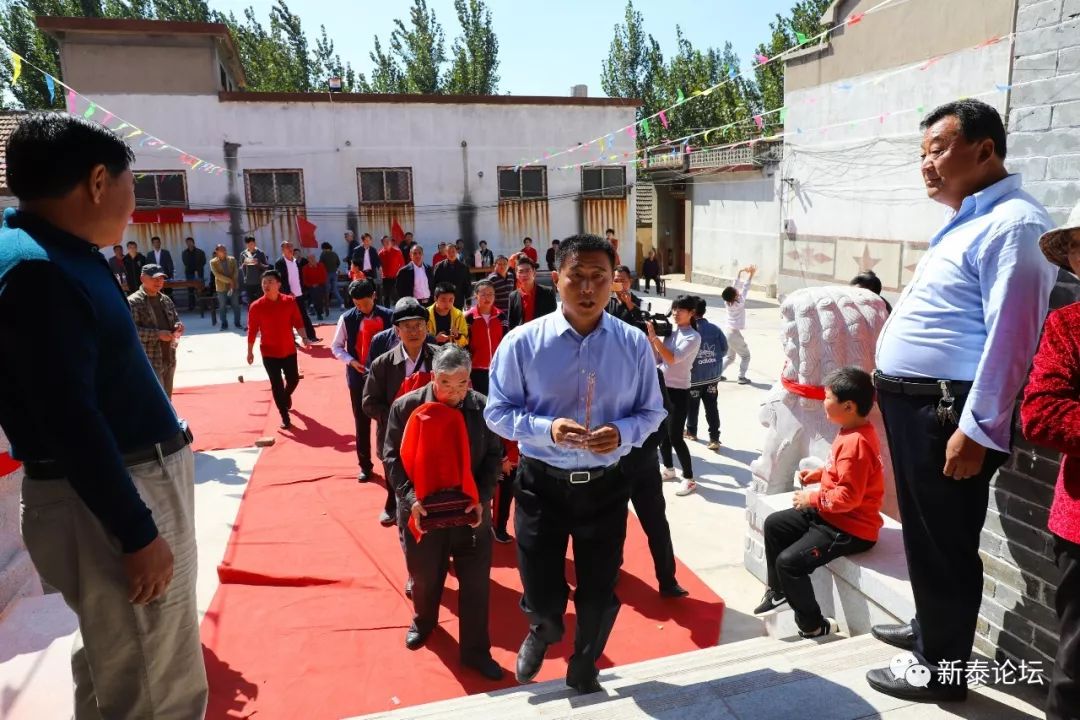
[21,446,208,719]
[157,363,176,399]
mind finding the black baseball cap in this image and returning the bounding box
[141,263,167,278]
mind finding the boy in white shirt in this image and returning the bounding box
[721,265,755,385]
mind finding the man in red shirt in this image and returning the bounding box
[432,242,448,267]
[247,270,309,429]
[519,237,538,264]
[302,253,329,320]
[378,235,404,306]
[507,254,557,330]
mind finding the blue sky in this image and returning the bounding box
[212,0,800,96]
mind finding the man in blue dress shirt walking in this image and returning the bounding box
[485,234,666,694]
[865,100,1057,702]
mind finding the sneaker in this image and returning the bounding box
[684,431,696,440]
[799,617,838,638]
[661,467,677,481]
[753,588,788,615]
[737,376,751,385]
[675,478,696,496]
[707,440,721,451]
[492,528,513,544]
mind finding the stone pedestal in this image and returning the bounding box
[0,428,42,616]
[744,286,899,627]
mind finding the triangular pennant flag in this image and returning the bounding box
[729,67,739,80]
[755,53,769,65]
[795,31,808,45]
[995,83,1012,92]
[65,89,76,113]
[599,137,607,153]
[124,129,143,140]
[916,105,925,114]
[847,12,864,25]
[627,126,637,139]
[101,112,114,126]
[779,106,788,123]
[658,110,669,129]
[753,115,764,129]
[83,103,97,119]
[45,74,55,102]
[676,88,685,104]
[642,118,651,137]
[10,52,21,84]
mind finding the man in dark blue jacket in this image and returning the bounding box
[0,112,206,717]
[687,297,727,449]
[331,279,393,483]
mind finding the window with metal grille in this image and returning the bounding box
[133,171,188,208]
[582,166,627,198]
[498,166,547,199]
[244,169,305,207]
[357,168,413,204]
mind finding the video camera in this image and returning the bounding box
[629,303,673,338]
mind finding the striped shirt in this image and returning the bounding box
[487,270,515,314]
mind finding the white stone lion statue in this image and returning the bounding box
[748,286,897,519]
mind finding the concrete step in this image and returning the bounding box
[352,634,1044,720]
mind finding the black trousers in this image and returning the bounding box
[1050,535,1080,720]
[764,507,874,632]
[244,282,263,306]
[470,368,489,397]
[348,382,375,474]
[659,386,693,478]
[294,293,317,341]
[686,383,720,441]
[515,458,629,683]
[263,354,300,421]
[494,464,515,535]
[401,507,493,664]
[623,430,678,589]
[878,386,1008,677]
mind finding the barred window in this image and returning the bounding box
[582,166,627,198]
[498,166,547,199]
[358,168,413,204]
[244,169,305,207]
[134,171,188,208]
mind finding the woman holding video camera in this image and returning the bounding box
[647,295,702,496]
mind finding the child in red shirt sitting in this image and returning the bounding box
[755,366,885,638]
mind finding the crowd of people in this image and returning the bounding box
[2,98,1080,719]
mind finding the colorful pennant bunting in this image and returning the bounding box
[658,110,669,129]
[795,32,808,45]
[44,74,54,101]
[10,51,20,83]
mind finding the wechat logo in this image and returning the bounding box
[890,652,932,688]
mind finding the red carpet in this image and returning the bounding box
[195,327,725,719]
[173,381,275,451]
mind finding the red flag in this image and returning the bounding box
[391,218,405,242]
[296,215,318,248]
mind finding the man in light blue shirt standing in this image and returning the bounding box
[865,100,1057,703]
[485,234,666,695]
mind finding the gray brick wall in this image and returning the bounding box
[976,0,1080,676]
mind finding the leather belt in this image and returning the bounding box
[873,371,973,397]
[522,457,616,485]
[24,425,193,481]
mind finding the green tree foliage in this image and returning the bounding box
[359,35,405,93]
[753,0,831,134]
[390,0,445,94]
[311,24,356,92]
[445,0,498,95]
[600,0,664,124]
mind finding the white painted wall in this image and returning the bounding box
[90,93,636,265]
[689,170,781,290]
[778,40,1013,298]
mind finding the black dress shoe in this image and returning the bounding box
[866,667,967,702]
[378,510,395,527]
[404,627,429,650]
[872,622,916,651]
[464,656,504,681]
[566,676,604,694]
[492,528,512,544]
[660,583,690,598]
[515,631,549,684]
[280,419,291,430]
[357,469,370,483]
